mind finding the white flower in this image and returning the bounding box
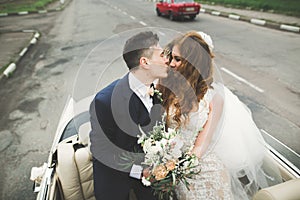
[149,144,163,154]
[167,128,176,138]
[137,134,146,144]
[156,138,168,148]
[143,140,163,155]
[144,151,161,166]
[142,176,151,186]
[136,119,202,198]
[197,31,214,50]
[169,136,184,158]
[191,156,199,166]
[171,147,182,159]
[143,139,153,153]
[182,161,190,171]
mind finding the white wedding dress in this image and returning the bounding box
[169,83,282,200]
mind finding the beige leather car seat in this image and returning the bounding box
[252,178,300,200]
[56,123,95,200]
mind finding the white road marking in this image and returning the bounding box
[139,21,147,26]
[221,67,264,93]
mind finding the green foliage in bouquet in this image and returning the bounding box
[138,121,201,200]
[149,153,200,200]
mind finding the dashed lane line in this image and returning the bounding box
[139,21,147,26]
[221,67,264,93]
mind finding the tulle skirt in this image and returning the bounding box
[211,86,282,199]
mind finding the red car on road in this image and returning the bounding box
[156,0,201,20]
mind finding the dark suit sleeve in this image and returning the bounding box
[90,92,144,174]
[94,97,116,142]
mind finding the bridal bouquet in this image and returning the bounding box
[138,121,200,199]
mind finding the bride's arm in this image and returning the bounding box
[191,93,224,158]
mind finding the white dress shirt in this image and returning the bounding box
[128,73,157,179]
[128,72,153,113]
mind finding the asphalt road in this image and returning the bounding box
[0,0,299,199]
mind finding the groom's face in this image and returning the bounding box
[147,44,169,79]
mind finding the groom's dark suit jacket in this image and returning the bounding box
[89,73,162,200]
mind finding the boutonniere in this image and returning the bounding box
[148,85,163,103]
[153,88,163,103]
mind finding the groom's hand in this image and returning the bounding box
[142,167,151,179]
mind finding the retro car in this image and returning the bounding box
[30,93,300,200]
[156,0,201,20]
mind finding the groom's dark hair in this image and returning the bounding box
[123,31,159,70]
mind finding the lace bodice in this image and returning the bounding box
[176,153,232,200]
[168,90,211,153]
[168,89,233,200]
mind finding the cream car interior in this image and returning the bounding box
[50,122,299,200]
[56,123,95,200]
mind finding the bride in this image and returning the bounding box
[157,31,282,199]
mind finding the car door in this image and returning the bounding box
[160,0,171,14]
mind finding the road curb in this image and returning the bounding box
[1,30,40,79]
[200,8,300,34]
[0,0,72,79]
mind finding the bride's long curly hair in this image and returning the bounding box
[158,31,214,129]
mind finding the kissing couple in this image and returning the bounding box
[89,30,282,200]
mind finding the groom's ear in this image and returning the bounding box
[139,57,150,69]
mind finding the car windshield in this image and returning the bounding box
[174,0,194,3]
[60,111,90,142]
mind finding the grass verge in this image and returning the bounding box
[197,0,300,17]
[0,0,54,13]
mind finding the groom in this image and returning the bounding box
[89,31,169,199]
